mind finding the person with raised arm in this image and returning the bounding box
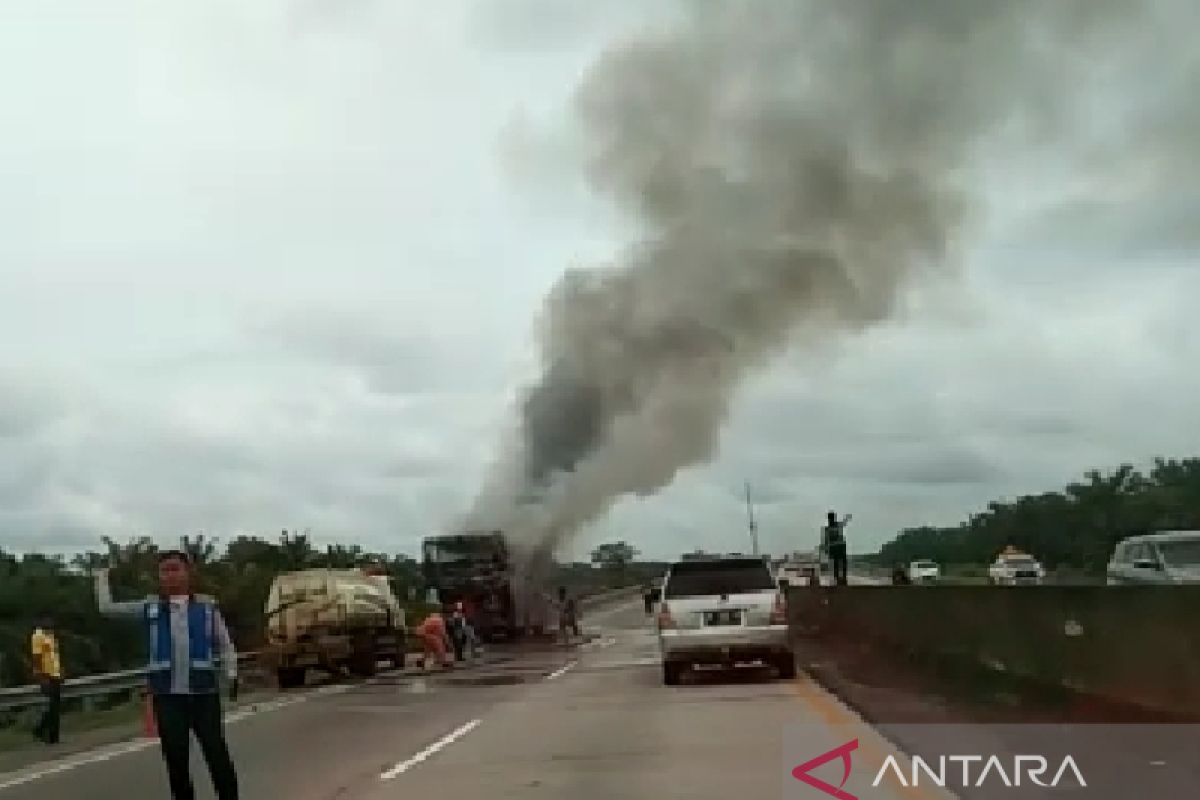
[95,550,240,800]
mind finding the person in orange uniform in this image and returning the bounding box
[416,610,451,670]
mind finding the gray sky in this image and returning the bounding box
[2,0,1197,561]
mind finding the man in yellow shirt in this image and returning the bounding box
[30,617,63,745]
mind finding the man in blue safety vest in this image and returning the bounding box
[95,551,240,800]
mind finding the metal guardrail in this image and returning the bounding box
[0,653,260,714]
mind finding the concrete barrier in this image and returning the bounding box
[787,585,1200,717]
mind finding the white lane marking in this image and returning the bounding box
[590,656,659,669]
[379,719,481,781]
[545,660,578,681]
[0,740,155,792]
[0,681,362,792]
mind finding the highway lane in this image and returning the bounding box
[1,597,944,800]
[360,600,946,800]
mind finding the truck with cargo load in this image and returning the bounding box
[264,567,406,688]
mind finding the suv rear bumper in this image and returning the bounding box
[659,625,790,663]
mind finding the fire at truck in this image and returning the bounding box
[421,531,552,641]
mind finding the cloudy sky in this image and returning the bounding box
[2,0,1197,561]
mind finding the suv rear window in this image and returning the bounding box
[1158,539,1200,566]
[664,558,775,598]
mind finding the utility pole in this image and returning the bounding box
[744,481,759,557]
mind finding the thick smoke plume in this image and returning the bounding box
[469,0,1172,556]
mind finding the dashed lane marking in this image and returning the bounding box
[379,719,482,780]
[545,661,579,681]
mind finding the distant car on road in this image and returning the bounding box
[907,560,941,584]
[988,549,1045,585]
[1107,531,1200,585]
[656,554,794,685]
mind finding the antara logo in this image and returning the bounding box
[791,739,1088,796]
[791,739,859,800]
[873,754,1087,789]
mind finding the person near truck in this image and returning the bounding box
[30,616,63,745]
[822,511,852,586]
[416,609,452,670]
[95,551,240,800]
[446,602,481,662]
[556,586,580,643]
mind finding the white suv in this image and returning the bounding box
[656,555,794,685]
[1107,531,1200,585]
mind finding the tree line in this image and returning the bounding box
[876,457,1200,571]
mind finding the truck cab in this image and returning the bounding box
[422,532,518,641]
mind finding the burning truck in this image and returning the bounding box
[421,531,553,641]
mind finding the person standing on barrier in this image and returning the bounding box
[95,552,240,800]
[823,511,852,586]
[30,616,63,745]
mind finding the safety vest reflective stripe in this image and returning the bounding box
[147,605,161,666]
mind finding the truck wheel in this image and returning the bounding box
[350,652,378,678]
[776,654,797,680]
[662,660,683,686]
[277,667,305,689]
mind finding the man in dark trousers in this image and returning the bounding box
[95,552,240,800]
[823,511,852,586]
[30,616,63,745]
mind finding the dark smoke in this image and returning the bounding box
[470,0,1185,554]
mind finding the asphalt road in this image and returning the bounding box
[0,596,955,800]
[9,586,1188,799]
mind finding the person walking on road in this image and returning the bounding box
[416,609,452,670]
[450,601,482,660]
[447,603,472,662]
[557,586,580,644]
[30,617,63,745]
[823,511,852,586]
[95,552,240,800]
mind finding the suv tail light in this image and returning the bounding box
[657,603,676,629]
[769,592,787,625]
